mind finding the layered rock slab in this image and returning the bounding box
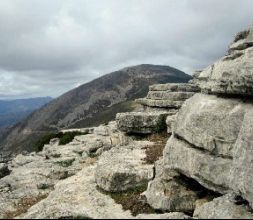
[197,25,253,96]
[174,93,251,158]
[149,83,200,93]
[95,141,154,192]
[116,112,169,134]
[163,136,232,193]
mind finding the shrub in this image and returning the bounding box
[35,131,88,152]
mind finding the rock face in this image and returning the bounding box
[196,24,253,96]
[174,93,251,158]
[144,24,253,219]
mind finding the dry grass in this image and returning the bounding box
[142,132,170,164]
[100,185,156,216]
[3,194,48,219]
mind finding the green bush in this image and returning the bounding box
[154,115,167,133]
[35,131,88,152]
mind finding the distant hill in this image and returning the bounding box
[0,97,53,129]
[0,64,191,158]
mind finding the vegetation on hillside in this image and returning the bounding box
[35,131,88,152]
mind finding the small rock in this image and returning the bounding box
[95,142,154,192]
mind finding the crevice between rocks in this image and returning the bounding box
[174,134,233,160]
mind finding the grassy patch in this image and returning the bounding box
[35,131,88,152]
[3,194,48,219]
[100,185,156,216]
[143,132,170,164]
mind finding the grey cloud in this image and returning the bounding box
[0,0,253,99]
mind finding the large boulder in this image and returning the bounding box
[116,112,169,134]
[145,177,198,212]
[163,136,232,193]
[197,24,253,96]
[194,194,253,219]
[174,93,251,158]
[95,141,154,192]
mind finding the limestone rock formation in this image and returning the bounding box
[95,141,154,192]
[196,24,253,96]
[145,177,198,212]
[116,112,169,134]
[144,24,253,219]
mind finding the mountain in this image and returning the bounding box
[0,64,191,159]
[0,97,53,129]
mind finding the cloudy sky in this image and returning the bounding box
[0,0,252,99]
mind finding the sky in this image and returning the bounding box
[0,0,252,99]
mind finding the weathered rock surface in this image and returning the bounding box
[230,109,253,208]
[95,141,154,192]
[197,25,253,96]
[145,177,198,212]
[149,83,200,92]
[147,91,195,101]
[194,194,253,219]
[0,122,127,218]
[174,93,251,158]
[166,115,177,134]
[116,112,169,134]
[163,136,232,193]
[20,164,133,219]
[136,98,184,109]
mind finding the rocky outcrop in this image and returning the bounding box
[117,83,199,135]
[136,83,198,110]
[195,25,253,96]
[144,24,253,219]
